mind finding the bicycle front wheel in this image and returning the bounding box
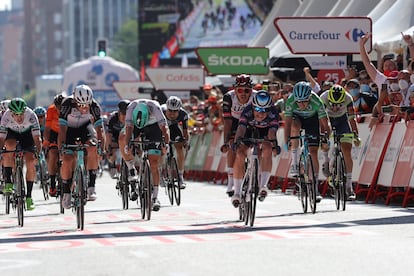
[15,165,24,227]
[248,158,259,227]
[39,157,49,201]
[75,169,85,230]
[338,152,347,211]
[120,160,129,210]
[164,158,174,205]
[170,157,181,206]
[298,154,308,213]
[140,159,152,220]
[305,154,317,214]
[5,191,11,214]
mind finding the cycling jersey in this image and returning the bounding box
[284,92,328,120]
[125,99,167,128]
[160,104,189,129]
[0,108,41,138]
[319,90,353,118]
[107,111,123,142]
[238,104,280,131]
[45,104,59,132]
[59,96,103,128]
[222,90,255,120]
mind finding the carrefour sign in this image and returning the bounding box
[196,47,269,75]
[274,17,372,54]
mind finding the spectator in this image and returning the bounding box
[303,67,321,94]
[274,89,289,120]
[345,78,377,114]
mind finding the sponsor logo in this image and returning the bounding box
[345,28,365,42]
[208,55,265,66]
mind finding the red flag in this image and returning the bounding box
[140,60,146,81]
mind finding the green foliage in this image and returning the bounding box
[112,20,139,70]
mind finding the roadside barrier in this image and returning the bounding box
[184,114,414,207]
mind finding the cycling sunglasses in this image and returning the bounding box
[296,99,310,104]
[236,87,252,94]
[254,106,269,113]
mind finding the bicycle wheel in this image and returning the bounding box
[39,157,49,201]
[298,154,308,213]
[5,192,11,214]
[75,168,85,230]
[140,159,152,220]
[164,158,174,205]
[170,157,181,206]
[305,154,317,214]
[248,158,259,227]
[57,173,64,214]
[120,161,129,210]
[332,154,340,210]
[338,152,347,211]
[239,175,249,222]
[15,165,24,227]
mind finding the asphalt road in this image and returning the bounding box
[1,171,414,276]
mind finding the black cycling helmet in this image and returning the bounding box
[117,99,130,114]
[54,93,65,107]
[234,74,253,87]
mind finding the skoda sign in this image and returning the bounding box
[196,47,269,75]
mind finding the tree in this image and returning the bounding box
[112,19,139,70]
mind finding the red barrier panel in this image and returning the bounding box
[355,114,397,203]
[372,121,407,204]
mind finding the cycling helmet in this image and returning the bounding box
[293,81,312,101]
[117,99,130,114]
[166,96,182,111]
[252,90,272,109]
[328,84,346,104]
[73,84,93,104]
[33,106,46,116]
[8,98,27,115]
[132,102,149,129]
[54,93,65,107]
[0,100,10,112]
[234,74,253,87]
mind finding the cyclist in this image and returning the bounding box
[231,90,281,207]
[121,99,170,212]
[221,74,256,197]
[0,100,10,116]
[0,98,42,210]
[106,99,129,179]
[283,81,331,203]
[43,93,65,196]
[0,100,10,193]
[33,106,47,138]
[59,85,105,209]
[161,96,189,189]
[320,85,360,200]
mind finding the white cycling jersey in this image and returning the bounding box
[125,99,167,128]
[0,108,41,138]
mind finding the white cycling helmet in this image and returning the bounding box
[0,100,10,112]
[73,84,93,104]
[166,96,182,111]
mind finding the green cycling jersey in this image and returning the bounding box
[284,91,328,120]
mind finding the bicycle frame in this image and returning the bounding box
[64,141,89,230]
[239,138,264,227]
[290,131,317,214]
[130,139,153,220]
[331,129,354,211]
[162,141,181,206]
[2,142,34,227]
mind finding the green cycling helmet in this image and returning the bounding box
[9,97,27,115]
[132,102,149,128]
